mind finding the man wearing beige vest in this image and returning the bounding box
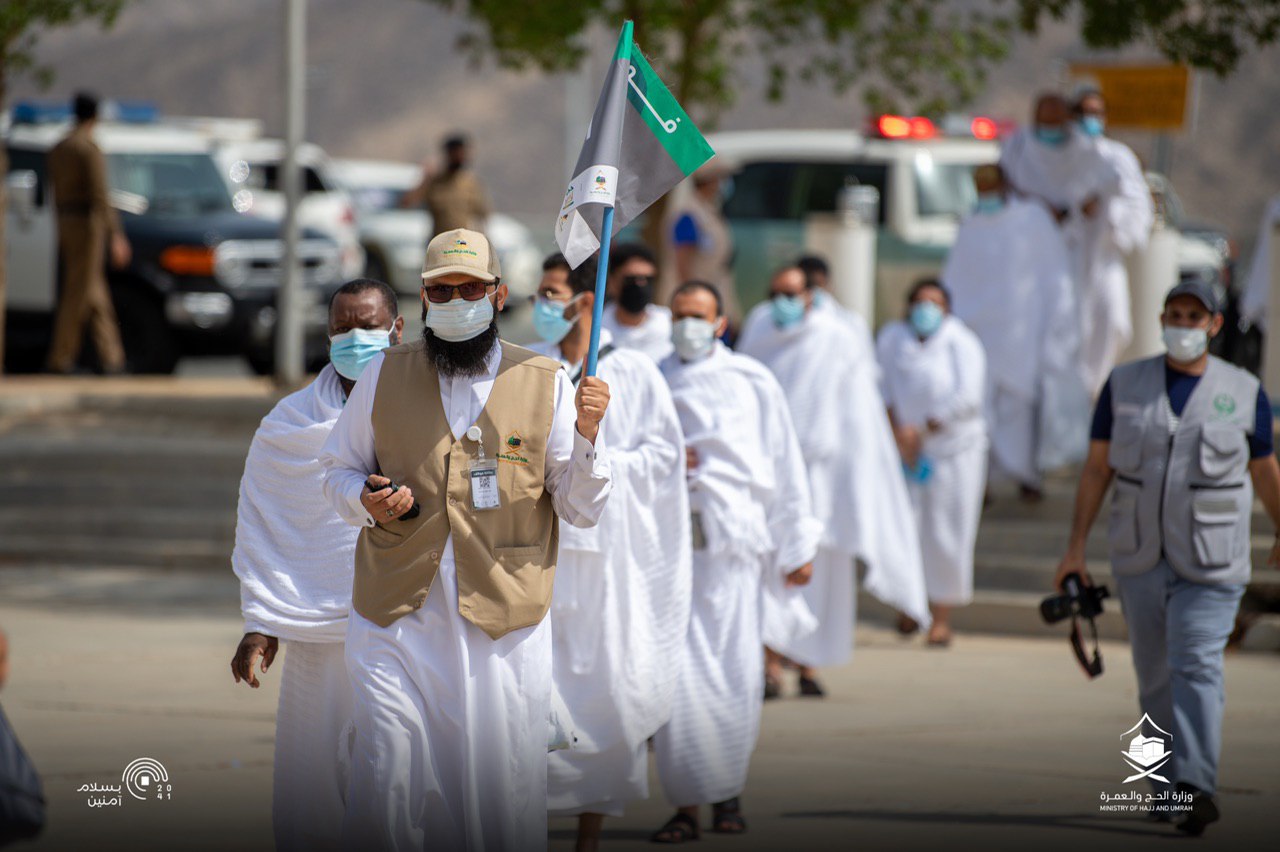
[320,229,612,851]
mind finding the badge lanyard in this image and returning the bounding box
[465,425,500,511]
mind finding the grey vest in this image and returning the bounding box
[1107,355,1257,585]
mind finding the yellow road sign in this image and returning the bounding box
[1069,64,1190,131]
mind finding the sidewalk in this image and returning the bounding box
[0,565,1275,852]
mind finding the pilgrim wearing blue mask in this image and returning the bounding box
[999,92,1137,397]
[230,278,402,852]
[944,165,1088,501]
[876,279,988,647]
[738,266,930,695]
[527,254,692,849]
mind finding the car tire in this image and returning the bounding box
[111,281,179,374]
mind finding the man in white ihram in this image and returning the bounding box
[945,164,1088,498]
[229,279,403,852]
[320,229,612,851]
[649,280,820,841]
[527,253,691,851]
[737,266,930,696]
[1000,92,1133,396]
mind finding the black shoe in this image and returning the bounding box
[1175,783,1220,836]
[798,675,825,697]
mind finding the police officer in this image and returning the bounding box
[46,91,130,374]
[400,133,490,238]
[1055,280,1280,836]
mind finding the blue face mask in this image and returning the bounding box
[532,296,579,344]
[909,301,944,338]
[770,294,806,329]
[1077,116,1105,138]
[1034,125,1068,147]
[974,193,1004,215]
[329,327,394,381]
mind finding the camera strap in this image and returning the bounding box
[1070,615,1104,679]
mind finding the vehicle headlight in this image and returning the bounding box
[214,243,250,289]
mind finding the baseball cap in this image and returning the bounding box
[421,228,500,282]
[1164,280,1219,314]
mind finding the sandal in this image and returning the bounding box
[896,613,919,636]
[712,797,747,834]
[651,811,700,844]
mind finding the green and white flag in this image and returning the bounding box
[555,22,715,268]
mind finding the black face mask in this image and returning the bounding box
[618,275,654,314]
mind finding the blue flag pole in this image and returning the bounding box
[585,205,616,378]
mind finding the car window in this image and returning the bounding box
[914,158,984,220]
[245,162,329,194]
[721,160,888,224]
[6,147,47,206]
[107,152,233,216]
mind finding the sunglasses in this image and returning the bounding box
[423,280,497,304]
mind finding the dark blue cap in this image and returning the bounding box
[1164,280,1219,314]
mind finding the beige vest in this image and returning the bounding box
[352,340,560,639]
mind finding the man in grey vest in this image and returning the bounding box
[1055,280,1280,836]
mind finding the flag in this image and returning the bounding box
[555,23,715,268]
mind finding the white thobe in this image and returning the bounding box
[876,318,988,606]
[529,331,692,818]
[738,306,931,666]
[1000,127,1128,394]
[319,341,611,852]
[601,303,674,363]
[230,364,357,852]
[654,344,820,806]
[1242,195,1280,331]
[944,198,1088,485]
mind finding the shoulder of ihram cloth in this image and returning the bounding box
[498,341,562,376]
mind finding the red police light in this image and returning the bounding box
[877,114,911,138]
[971,116,998,140]
[908,117,936,139]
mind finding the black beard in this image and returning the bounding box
[421,308,499,377]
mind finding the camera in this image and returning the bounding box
[1040,573,1109,624]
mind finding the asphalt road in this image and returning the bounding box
[0,564,1275,852]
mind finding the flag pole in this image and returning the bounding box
[585,205,615,378]
[585,20,634,378]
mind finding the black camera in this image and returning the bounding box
[1040,573,1109,624]
[1041,572,1110,679]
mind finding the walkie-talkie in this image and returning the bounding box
[365,478,421,520]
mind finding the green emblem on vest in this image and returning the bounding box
[1213,394,1236,416]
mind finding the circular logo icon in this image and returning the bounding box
[122,758,171,801]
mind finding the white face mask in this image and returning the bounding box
[1162,325,1208,363]
[425,293,495,342]
[672,317,717,361]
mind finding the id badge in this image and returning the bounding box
[470,458,501,511]
[690,511,707,551]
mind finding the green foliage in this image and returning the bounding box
[424,0,1280,121]
[425,0,1014,122]
[0,0,126,89]
[1018,0,1280,76]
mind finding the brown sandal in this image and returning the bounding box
[651,811,700,843]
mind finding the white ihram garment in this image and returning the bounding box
[654,344,820,805]
[319,342,612,852]
[601,303,675,363]
[529,333,692,818]
[876,318,988,606]
[230,364,358,852]
[738,305,931,666]
[1242,195,1280,332]
[944,198,1087,485]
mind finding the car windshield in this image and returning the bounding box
[914,157,982,220]
[346,184,407,213]
[107,152,232,216]
[722,160,889,224]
